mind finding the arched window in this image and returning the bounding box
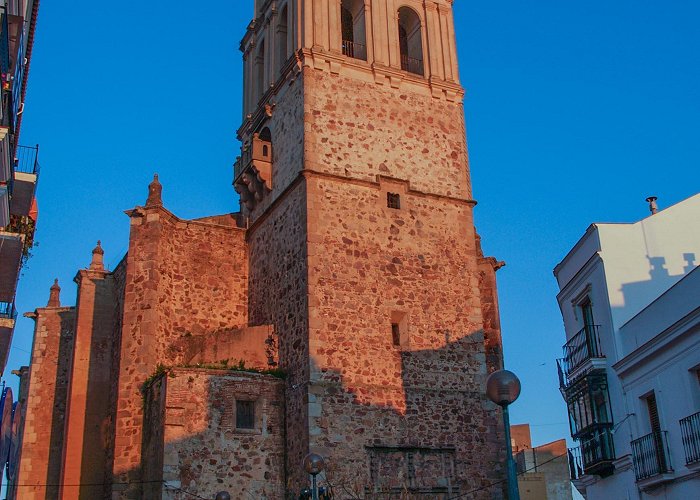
[277,5,289,73]
[341,0,367,60]
[259,127,272,142]
[255,40,266,102]
[397,7,423,75]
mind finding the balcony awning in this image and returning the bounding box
[28,196,37,222]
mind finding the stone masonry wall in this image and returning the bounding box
[304,174,504,497]
[142,375,166,499]
[154,368,285,499]
[15,306,75,500]
[241,63,305,223]
[105,256,127,496]
[6,365,30,500]
[303,68,471,199]
[60,266,121,500]
[247,181,310,492]
[112,205,249,499]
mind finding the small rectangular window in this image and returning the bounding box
[387,192,401,209]
[236,400,255,430]
[391,323,401,346]
[391,311,409,348]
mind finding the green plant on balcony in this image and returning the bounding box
[6,214,37,266]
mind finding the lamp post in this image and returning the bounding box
[486,369,522,500]
[303,453,325,500]
[214,492,231,500]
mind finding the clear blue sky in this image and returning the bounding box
[7,0,700,453]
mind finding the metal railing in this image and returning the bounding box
[10,15,24,132]
[0,12,9,79]
[0,13,10,129]
[631,431,673,481]
[680,412,700,465]
[561,325,604,377]
[568,446,584,480]
[0,301,16,321]
[568,428,616,479]
[342,40,367,60]
[14,144,40,175]
[400,54,424,75]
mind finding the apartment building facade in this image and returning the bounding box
[0,0,40,376]
[555,194,700,498]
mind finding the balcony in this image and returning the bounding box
[680,412,700,469]
[342,40,367,61]
[0,181,8,227]
[400,54,424,76]
[233,134,272,211]
[569,431,616,482]
[0,300,16,376]
[10,145,40,216]
[7,14,25,132]
[558,325,605,387]
[0,228,23,301]
[631,431,674,487]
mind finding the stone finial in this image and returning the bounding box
[48,279,61,307]
[145,173,163,207]
[90,240,105,270]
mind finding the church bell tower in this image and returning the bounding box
[235,1,506,496]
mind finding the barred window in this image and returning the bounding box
[236,400,255,430]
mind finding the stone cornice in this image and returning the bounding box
[245,169,477,238]
[612,307,700,376]
[303,170,477,207]
[24,306,75,320]
[124,205,246,233]
[73,268,111,285]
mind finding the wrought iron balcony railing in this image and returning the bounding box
[0,301,16,321]
[568,428,616,479]
[14,144,40,175]
[400,54,424,76]
[560,325,604,379]
[631,431,673,481]
[680,411,700,466]
[342,40,367,60]
[0,13,10,79]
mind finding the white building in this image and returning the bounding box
[554,194,700,499]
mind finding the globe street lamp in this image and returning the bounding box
[303,453,325,500]
[214,492,231,500]
[486,369,522,500]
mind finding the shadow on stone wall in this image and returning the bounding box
[114,328,505,500]
[45,311,75,500]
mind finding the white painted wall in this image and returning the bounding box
[554,193,700,500]
[597,193,700,329]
